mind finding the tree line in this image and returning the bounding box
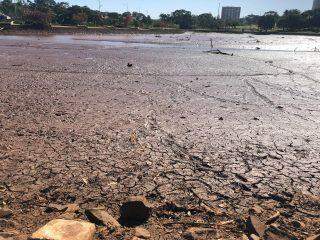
[1,0,320,32]
[247,9,320,32]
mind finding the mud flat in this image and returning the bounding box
[0,33,320,239]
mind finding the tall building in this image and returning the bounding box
[221,6,241,21]
[313,0,320,10]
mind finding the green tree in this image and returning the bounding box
[258,12,277,32]
[51,2,68,24]
[171,9,192,29]
[105,12,122,26]
[197,13,214,29]
[279,9,305,31]
[244,14,260,25]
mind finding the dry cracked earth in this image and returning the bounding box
[0,33,320,239]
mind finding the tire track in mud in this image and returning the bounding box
[244,79,275,107]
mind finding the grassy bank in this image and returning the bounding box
[2,24,320,37]
[0,25,184,35]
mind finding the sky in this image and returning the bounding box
[66,0,314,18]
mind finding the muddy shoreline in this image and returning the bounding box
[0,33,319,239]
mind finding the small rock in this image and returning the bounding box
[0,208,12,219]
[60,212,77,220]
[127,63,133,67]
[135,227,151,239]
[253,117,259,121]
[45,204,68,213]
[120,196,152,226]
[218,117,223,121]
[132,237,144,240]
[266,211,280,224]
[267,224,295,239]
[183,227,215,240]
[250,234,260,240]
[0,237,12,240]
[306,234,320,240]
[0,231,16,238]
[242,234,250,240]
[85,208,120,228]
[31,219,95,240]
[247,215,266,238]
[66,204,80,213]
[250,205,264,214]
[266,231,289,240]
[200,203,225,216]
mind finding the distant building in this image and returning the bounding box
[313,0,320,10]
[221,6,241,21]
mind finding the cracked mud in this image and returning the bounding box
[0,33,320,239]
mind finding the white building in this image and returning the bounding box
[313,0,320,10]
[221,6,241,21]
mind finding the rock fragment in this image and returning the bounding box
[306,234,320,240]
[45,204,68,213]
[85,208,120,228]
[120,196,152,226]
[292,220,305,229]
[182,227,215,240]
[250,205,264,214]
[66,204,80,213]
[266,211,280,224]
[250,234,260,240]
[31,219,95,240]
[134,227,151,239]
[247,215,266,238]
[0,231,16,239]
[266,231,290,240]
[0,237,12,240]
[242,234,250,240]
[132,237,144,240]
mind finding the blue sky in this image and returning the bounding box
[66,0,314,18]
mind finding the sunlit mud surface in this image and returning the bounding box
[0,33,320,239]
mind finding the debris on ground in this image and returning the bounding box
[205,49,233,56]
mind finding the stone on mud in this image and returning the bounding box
[31,219,95,240]
[134,227,151,239]
[85,208,120,228]
[120,196,152,226]
[306,234,320,240]
[0,208,12,219]
[45,204,68,213]
[266,211,280,224]
[247,215,266,238]
[183,227,215,240]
